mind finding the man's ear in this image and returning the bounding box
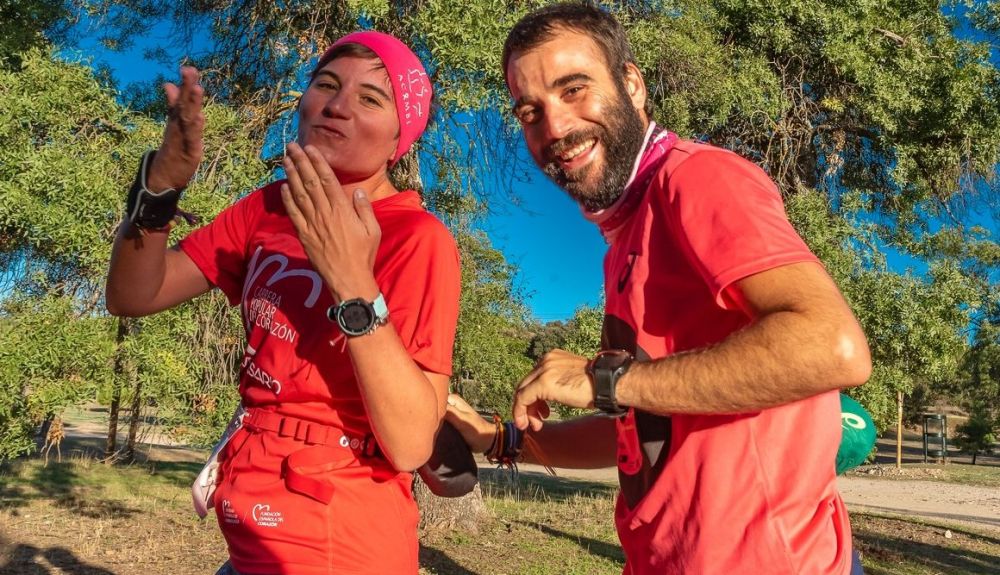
[622,62,647,115]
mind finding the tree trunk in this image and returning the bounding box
[896,390,903,469]
[105,317,130,460]
[35,415,53,452]
[122,376,143,463]
[413,475,488,534]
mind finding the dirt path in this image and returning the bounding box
[836,476,1000,532]
[510,461,1000,534]
[62,407,1000,534]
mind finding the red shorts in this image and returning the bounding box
[214,414,418,574]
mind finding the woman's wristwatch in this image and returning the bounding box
[327,293,389,337]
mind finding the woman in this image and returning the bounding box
[105,31,460,574]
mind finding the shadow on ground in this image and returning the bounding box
[0,535,115,575]
[419,545,479,575]
[479,467,618,503]
[0,458,138,520]
[519,521,625,564]
[856,520,1000,574]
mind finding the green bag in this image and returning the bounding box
[836,393,876,474]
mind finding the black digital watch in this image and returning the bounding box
[587,349,633,416]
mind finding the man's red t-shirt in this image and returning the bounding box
[604,140,853,574]
[179,183,460,574]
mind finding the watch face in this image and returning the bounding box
[593,350,631,371]
[339,301,375,334]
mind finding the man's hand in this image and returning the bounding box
[443,394,496,453]
[280,142,381,302]
[512,349,593,431]
[147,66,205,193]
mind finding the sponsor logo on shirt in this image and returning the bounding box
[221,499,240,525]
[241,245,323,341]
[251,503,285,528]
[241,345,282,395]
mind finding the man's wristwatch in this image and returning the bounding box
[587,349,633,416]
[327,293,389,337]
[126,150,185,230]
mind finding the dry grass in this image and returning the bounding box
[1,455,997,575]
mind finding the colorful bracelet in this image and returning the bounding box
[484,415,523,466]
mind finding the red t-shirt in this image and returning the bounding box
[180,183,459,431]
[178,183,460,574]
[605,141,853,574]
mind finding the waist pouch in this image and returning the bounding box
[242,409,389,504]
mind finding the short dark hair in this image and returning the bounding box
[502,2,650,115]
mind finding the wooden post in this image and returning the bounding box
[896,390,903,469]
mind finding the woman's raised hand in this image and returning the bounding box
[147,66,205,193]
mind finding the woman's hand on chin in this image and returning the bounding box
[280,142,382,302]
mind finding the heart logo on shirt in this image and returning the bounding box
[252,503,270,523]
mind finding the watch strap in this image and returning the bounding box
[126,150,185,230]
[590,350,631,417]
[371,292,389,324]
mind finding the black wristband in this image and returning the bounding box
[126,150,185,230]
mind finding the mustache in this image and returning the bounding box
[545,128,601,160]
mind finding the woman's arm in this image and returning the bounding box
[280,143,451,471]
[106,67,210,316]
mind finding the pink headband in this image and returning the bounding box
[316,31,432,164]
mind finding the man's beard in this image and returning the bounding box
[541,85,645,212]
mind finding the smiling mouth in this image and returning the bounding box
[555,138,596,165]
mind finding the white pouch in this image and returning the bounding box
[192,404,248,519]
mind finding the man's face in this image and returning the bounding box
[506,30,646,211]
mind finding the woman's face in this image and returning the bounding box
[297,55,400,183]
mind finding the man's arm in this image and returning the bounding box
[512,261,871,429]
[616,261,871,414]
[445,394,617,469]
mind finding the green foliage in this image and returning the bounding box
[953,406,998,464]
[0,46,267,458]
[452,230,534,415]
[411,0,544,110]
[0,293,116,459]
[960,297,1000,411]
[2,0,996,454]
[0,0,67,67]
[786,190,982,430]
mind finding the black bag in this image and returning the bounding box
[416,421,478,497]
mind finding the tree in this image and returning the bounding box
[0,47,267,460]
[19,0,999,496]
[452,230,534,415]
[953,406,998,464]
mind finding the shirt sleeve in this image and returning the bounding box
[664,148,819,309]
[177,189,260,305]
[383,218,461,376]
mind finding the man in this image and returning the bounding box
[446,3,871,574]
